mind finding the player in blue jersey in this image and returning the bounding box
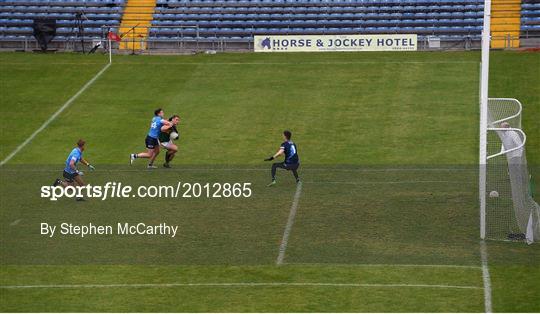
[264,130,300,186]
[130,108,172,169]
[53,139,95,200]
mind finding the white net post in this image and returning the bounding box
[479,0,492,240]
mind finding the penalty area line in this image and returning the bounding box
[276,181,303,265]
[0,62,111,167]
[0,282,482,290]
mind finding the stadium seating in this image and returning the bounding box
[149,0,486,41]
[0,0,538,45]
[0,0,125,42]
[521,1,540,35]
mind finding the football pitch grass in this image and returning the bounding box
[0,51,539,312]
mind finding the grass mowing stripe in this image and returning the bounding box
[0,62,111,167]
[304,180,472,185]
[277,182,303,265]
[0,168,476,172]
[480,241,493,313]
[284,263,483,269]
[0,61,479,66]
[110,61,480,65]
[0,282,483,290]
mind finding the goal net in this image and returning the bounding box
[485,98,540,243]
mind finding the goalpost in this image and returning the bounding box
[479,0,540,244]
[478,0,491,241]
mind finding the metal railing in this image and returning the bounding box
[101,25,201,53]
[1,31,539,53]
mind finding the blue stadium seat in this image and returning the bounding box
[1,0,494,41]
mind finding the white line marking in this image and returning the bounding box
[0,63,111,167]
[480,241,493,313]
[277,181,303,265]
[0,62,110,65]
[0,282,482,290]
[9,219,21,226]
[284,262,482,270]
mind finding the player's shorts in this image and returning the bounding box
[145,135,159,149]
[160,141,173,149]
[63,170,79,183]
[284,163,300,171]
[273,162,299,171]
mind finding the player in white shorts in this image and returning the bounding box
[159,115,180,168]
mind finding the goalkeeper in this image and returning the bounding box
[159,115,180,168]
[264,130,300,186]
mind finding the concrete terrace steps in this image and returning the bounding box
[119,0,157,49]
[491,0,521,48]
